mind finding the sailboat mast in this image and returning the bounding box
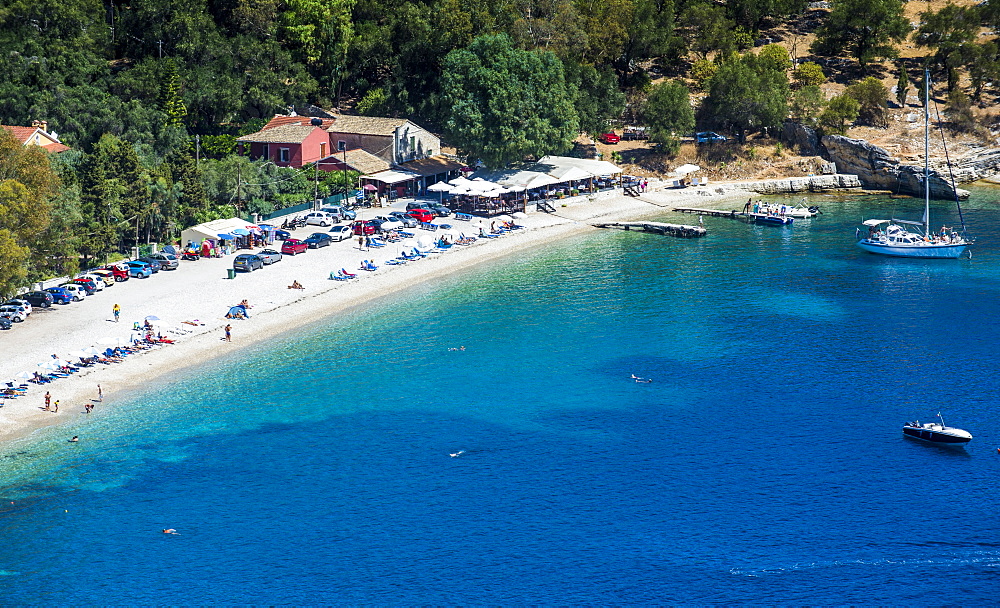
[924,69,930,235]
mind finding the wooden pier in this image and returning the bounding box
[592,221,706,238]
[672,207,740,218]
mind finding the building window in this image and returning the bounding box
[338,140,347,151]
[262,143,269,159]
[410,136,415,150]
[320,142,327,158]
[279,148,290,163]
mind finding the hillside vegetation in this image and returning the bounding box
[1,0,999,296]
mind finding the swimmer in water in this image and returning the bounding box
[69,436,79,442]
[636,378,652,383]
[450,450,466,458]
[163,529,179,535]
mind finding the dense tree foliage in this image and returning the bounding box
[441,34,578,168]
[700,51,790,140]
[811,0,911,69]
[642,81,695,153]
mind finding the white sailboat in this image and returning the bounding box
[856,71,971,259]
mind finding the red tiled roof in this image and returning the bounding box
[262,115,336,130]
[45,142,71,153]
[2,125,37,144]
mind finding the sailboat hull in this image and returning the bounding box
[857,240,967,259]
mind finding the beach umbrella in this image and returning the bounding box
[427,182,454,192]
[13,371,34,380]
[83,347,103,356]
[97,337,126,347]
[416,235,437,249]
[363,184,378,191]
[145,315,161,322]
[497,214,513,223]
[674,164,700,175]
[67,350,89,359]
[37,360,62,371]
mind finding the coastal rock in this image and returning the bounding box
[821,134,971,200]
[781,121,822,156]
[712,174,862,196]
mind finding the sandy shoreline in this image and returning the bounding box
[0,184,747,444]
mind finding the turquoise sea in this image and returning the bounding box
[1,188,999,603]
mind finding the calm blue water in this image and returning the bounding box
[2,188,1000,603]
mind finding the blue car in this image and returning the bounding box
[44,287,74,304]
[126,261,152,278]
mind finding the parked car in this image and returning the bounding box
[80,272,108,291]
[304,211,337,227]
[388,211,418,228]
[0,302,31,323]
[599,132,620,144]
[102,265,130,282]
[18,291,54,309]
[406,201,431,211]
[0,305,28,323]
[426,204,452,217]
[378,219,405,232]
[3,298,31,316]
[76,274,105,291]
[256,249,282,265]
[695,131,727,143]
[0,316,11,330]
[329,225,354,241]
[304,232,333,248]
[233,254,264,272]
[407,209,436,224]
[142,252,179,270]
[60,283,89,300]
[87,269,117,286]
[125,261,153,278]
[44,287,74,304]
[64,280,96,296]
[319,206,356,221]
[135,258,161,273]
[281,238,308,255]
[351,220,378,236]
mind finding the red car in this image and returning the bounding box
[406,209,435,224]
[599,132,620,144]
[102,264,130,282]
[352,220,378,236]
[281,238,308,255]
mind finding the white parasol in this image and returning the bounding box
[674,164,701,175]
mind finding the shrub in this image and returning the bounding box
[793,62,826,88]
[845,77,889,128]
[691,59,719,91]
[790,85,826,126]
[758,44,792,72]
[818,94,860,135]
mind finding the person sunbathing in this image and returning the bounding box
[288,280,304,289]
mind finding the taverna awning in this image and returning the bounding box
[365,168,421,184]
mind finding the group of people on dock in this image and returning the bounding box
[743,199,790,217]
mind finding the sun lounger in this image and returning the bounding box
[330,271,350,281]
[385,258,406,265]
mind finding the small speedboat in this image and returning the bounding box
[753,214,793,226]
[902,414,972,445]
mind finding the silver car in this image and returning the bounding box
[143,252,180,270]
[255,249,283,264]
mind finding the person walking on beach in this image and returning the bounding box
[113,303,121,323]
[224,324,231,342]
[52,400,59,413]
[44,391,51,411]
[358,236,364,251]
[97,385,103,402]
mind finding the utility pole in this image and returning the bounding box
[195,134,200,168]
[314,159,319,207]
[157,40,163,58]
[342,144,349,204]
[237,161,242,215]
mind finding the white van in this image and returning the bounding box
[320,206,356,221]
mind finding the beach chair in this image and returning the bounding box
[330,271,349,281]
[385,258,406,265]
[367,238,386,248]
[340,268,358,279]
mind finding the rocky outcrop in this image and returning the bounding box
[713,173,862,195]
[781,121,822,156]
[951,148,1000,183]
[821,135,971,200]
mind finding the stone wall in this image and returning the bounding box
[712,173,862,195]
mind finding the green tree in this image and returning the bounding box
[790,85,826,126]
[701,52,790,140]
[161,58,188,128]
[845,76,890,127]
[758,44,792,73]
[968,42,1000,101]
[913,3,980,92]
[818,94,860,134]
[642,81,695,154]
[0,130,61,296]
[895,65,909,107]
[690,59,719,90]
[680,3,738,59]
[565,61,626,138]
[793,62,825,88]
[440,34,578,169]
[811,0,911,70]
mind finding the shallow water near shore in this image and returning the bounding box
[2,190,1000,603]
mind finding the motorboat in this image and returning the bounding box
[753,214,793,226]
[902,414,972,445]
[856,69,971,259]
